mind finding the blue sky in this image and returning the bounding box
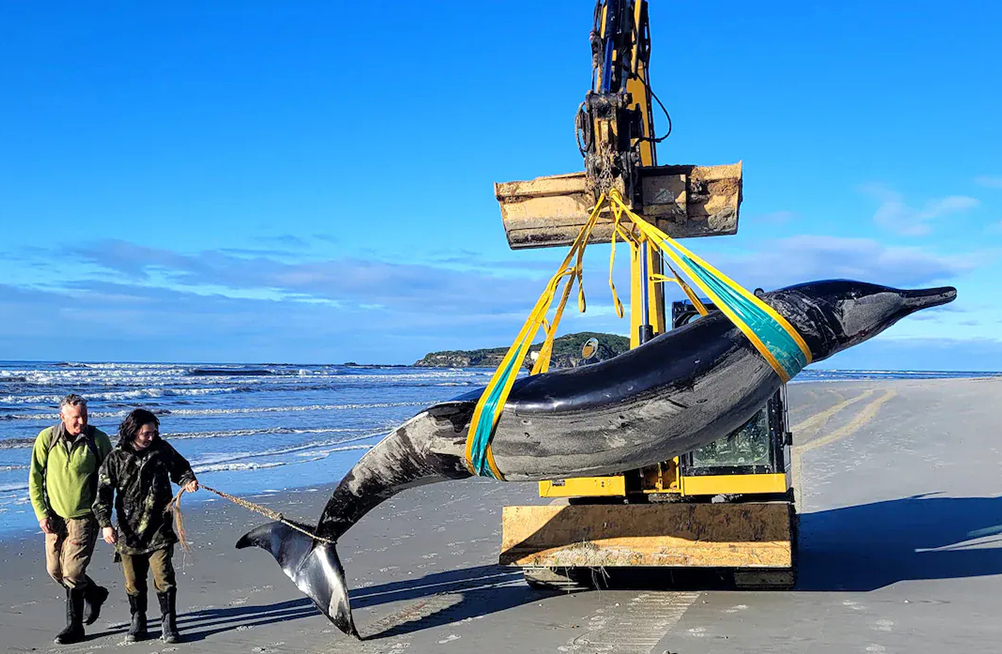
[1,1,999,369]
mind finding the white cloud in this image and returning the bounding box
[704,234,980,291]
[861,184,980,236]
[975,175,1002,189]
[64,240,549,316]
[1,232,993,364]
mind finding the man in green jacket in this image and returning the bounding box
[28,394,113,644]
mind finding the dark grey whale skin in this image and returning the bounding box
[236,280,956,635]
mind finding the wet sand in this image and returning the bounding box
[2,378,1001,653]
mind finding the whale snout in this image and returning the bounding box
[901,286,957,313]
[774,279,960,364]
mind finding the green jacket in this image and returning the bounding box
[29,424,113,522]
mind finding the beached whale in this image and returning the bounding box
[237,279,956,636]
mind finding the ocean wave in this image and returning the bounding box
[0,426,381,451]
[186,367,275,377]
[167,426,362,441]
[188,431,385,469]
[1,374,486,403]
[150,401,428,417]
[1,400,426,422]
[194,461,290,472]
[0,387,244,406]
[0,437,36,450]
[0,437,378,495]
[1,364,485,385]
[299,443,373,457]
[192,443,373,474]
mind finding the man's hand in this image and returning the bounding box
[102,527,117,545]
[183,479,199,494]
[39,518,54,534]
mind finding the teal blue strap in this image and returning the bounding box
[683,254,808,379]
[467,355,520,479]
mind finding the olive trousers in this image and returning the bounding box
[120,546,176,596]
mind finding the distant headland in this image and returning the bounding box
[412,331,629,369]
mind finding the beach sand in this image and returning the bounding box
[2,378,1001,653]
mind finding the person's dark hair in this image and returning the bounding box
[118,409,160,446]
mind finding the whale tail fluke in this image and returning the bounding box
[236,521,358,638]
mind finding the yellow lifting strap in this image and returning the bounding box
[604,189,812,382]
[463,197,610,479]
[651,264,710,317]
[464,189,812,479]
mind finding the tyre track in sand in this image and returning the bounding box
[792,388,898,502]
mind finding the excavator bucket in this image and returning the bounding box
[496,162,743,249]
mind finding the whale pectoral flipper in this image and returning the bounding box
[236,522,358,638]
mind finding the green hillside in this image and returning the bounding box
[414,331,630,369]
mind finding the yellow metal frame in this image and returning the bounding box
[629,240,665,349]
[681,472,789,496]
[539,471,791,499]
[538,476,626,497]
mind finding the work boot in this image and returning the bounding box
[83,582,109,625]
[157,589,179,643]
[126,593,148,643]
[54,586,86,644]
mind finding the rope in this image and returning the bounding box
[165,484,336,553]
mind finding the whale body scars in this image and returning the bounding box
[490,307,777,480]
[237,279,957,635]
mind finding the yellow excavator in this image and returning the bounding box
[495,0,797,590]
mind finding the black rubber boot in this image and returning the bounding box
[83,582,109,625]
[157,589,179,643]
[54,586,86,644]
[126,594,148,643]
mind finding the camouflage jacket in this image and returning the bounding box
[93,437,196,555]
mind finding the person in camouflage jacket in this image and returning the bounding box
[93,409,198,643]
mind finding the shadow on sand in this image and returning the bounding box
[174,565,539,642]
[173,598,320,641]
[798,492,1002,591]
[175,493,1002,640]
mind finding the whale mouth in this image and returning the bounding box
[901,286,958,313]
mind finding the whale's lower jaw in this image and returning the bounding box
[236,522,358,638]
